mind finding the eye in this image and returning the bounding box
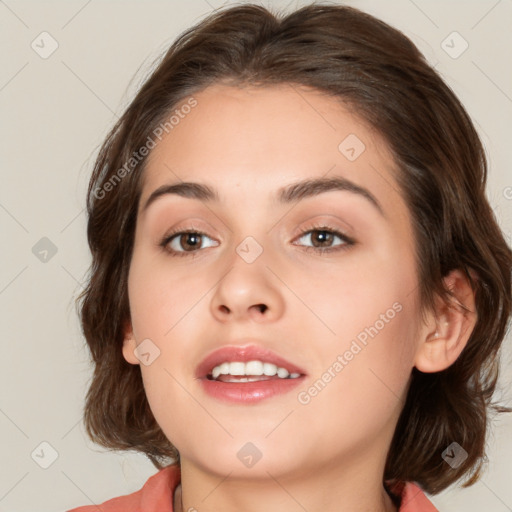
[159,224,355,258]
[293,225,355,254]
[160,229,219,257]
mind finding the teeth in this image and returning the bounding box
[211,362,229,379]
[277,367,289,378]
[263,362,278,376]
[246,360,264,375]
[210,360,301,380]
[229,362,245,376]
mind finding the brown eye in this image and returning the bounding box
[295,228,349,250]
[161,230,219,256]
[308,230,336,248]
[176,233,203,251]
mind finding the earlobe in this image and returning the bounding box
[414,269,477,373]
[121,321,141,366]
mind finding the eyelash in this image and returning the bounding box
[159,223,355,258]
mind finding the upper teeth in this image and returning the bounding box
[210,360,301,379]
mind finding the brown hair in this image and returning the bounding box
[76,3,512,494]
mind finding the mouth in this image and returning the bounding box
[196,343,307,403]
[207,360,302,382]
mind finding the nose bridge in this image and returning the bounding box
[223,196,277,268]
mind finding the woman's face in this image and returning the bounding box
[123,83,425,480]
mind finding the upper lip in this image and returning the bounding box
[195,342,308,378]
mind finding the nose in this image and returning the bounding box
[210,255,285,324]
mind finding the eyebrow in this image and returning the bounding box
[141,176,384,215]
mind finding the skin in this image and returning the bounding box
[122,83,476,512]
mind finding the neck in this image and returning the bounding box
[173,456,398,512]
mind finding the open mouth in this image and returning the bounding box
[206,360,303,382]
[196,344,307,403]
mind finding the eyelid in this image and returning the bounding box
[161,218,217,239]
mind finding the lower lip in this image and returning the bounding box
[198,376,305,404]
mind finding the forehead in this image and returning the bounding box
[139,83,403,215]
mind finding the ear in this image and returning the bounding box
[414,269,477,373]
[122,319,140,365]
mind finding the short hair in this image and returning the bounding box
[76,3,512,494]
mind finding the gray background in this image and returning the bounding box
[0,0,511,511]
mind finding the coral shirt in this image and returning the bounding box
[67,464,438,511]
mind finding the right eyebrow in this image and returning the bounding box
[142,182,219,213]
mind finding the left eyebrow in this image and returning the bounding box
[141,176,384,216]
[277,176,384,216]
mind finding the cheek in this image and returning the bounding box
[127,251,206,340]
[288,240,418,349]
[307,299,416,405]
[288,246,419,416]
[126,254,217,439]
[289,306,418,458]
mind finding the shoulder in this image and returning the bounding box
[392,481,439,512]
[66,464,181,512]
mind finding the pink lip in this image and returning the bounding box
[195,343,307,404]
[199,377,306,404]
